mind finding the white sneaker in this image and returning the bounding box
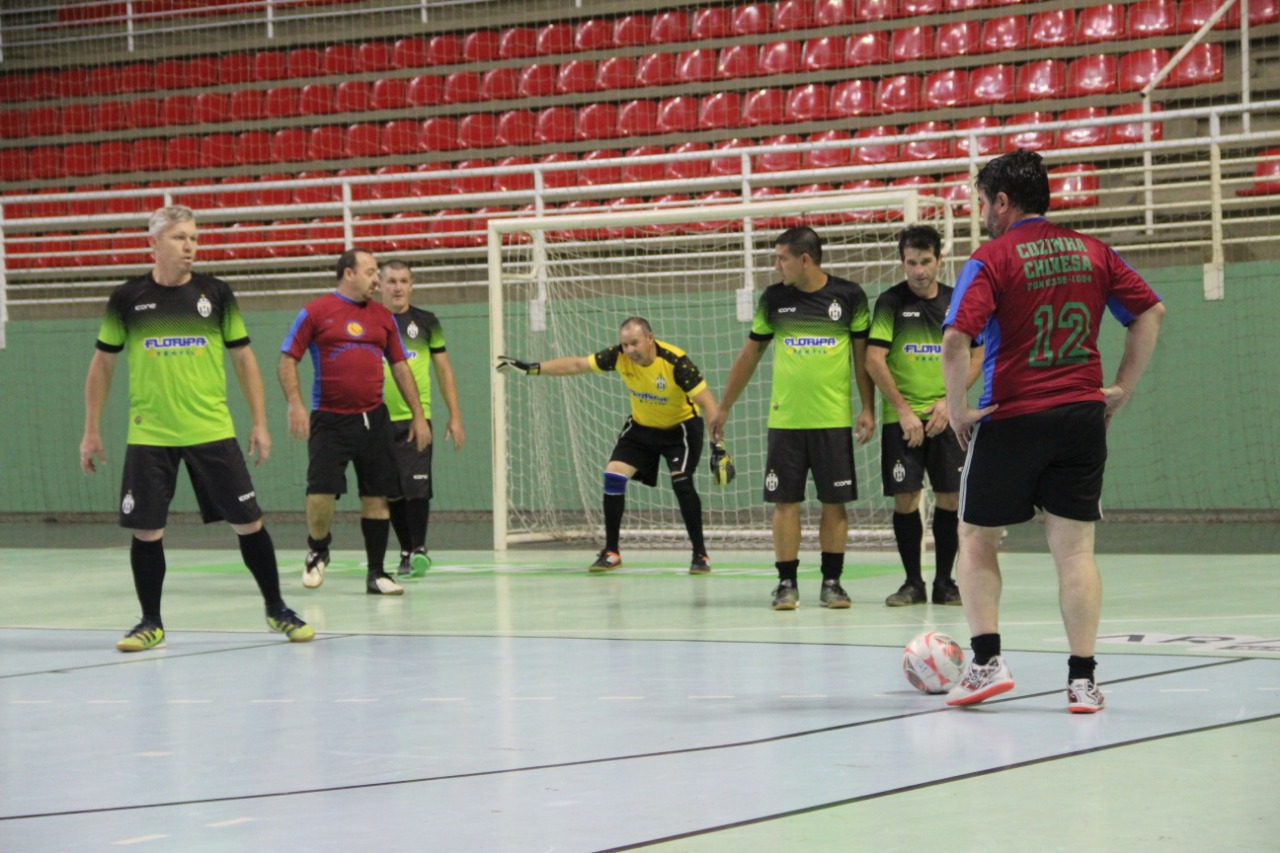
[946,655,1015,707]
[366,572,404,595]
[1067,678,1105,713]
[302,549,328,589]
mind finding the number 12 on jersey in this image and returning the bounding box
[1030,302,1092,367]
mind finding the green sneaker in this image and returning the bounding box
[116,620,165,652]
[409,547,431,578]
[266,607,315,643]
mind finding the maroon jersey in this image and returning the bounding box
[281,292,407,414]
[944,217,1161,420]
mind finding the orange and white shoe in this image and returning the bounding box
[946,655,1015,707]
[588,549,621,572]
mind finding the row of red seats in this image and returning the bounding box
[57,0,351,25]
[0,47,1214,147]
[13,0,1274,104]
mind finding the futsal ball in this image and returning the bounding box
[902,631,965,694]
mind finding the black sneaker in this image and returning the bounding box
[932,579,962,605]
[689,554,711,574]
[366,572,405,595]
[819,579,851,608]
[266,606,315,642]
[771,579,798,610]
[885,581,926,607]
[395,551,412,578]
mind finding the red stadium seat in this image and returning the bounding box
[621,145,666,183]
[759,41,802,75]
[981,16,1028,53]
[86,66,123,96]
[597,57,638,90]
[1030,9,1076,48]
[1067,55,1118,97]
[802,36,848,71]
[498,28,538,59]
[305,218,346,257]
[129,98,161,129]
[830,79,877,117]
[27,146,63,179]
[351,214,389,253]
[636,53,677,88]
[0,109,25,139]
[282,49,319,79]
[335,81,371,113]
[235,131,273,165]
[1016,60,1066,101]
[614,15,652,47]
[903,121,951,161]
[64,145,96,178]
[159,94,195,126]
[1004,112,1055,151]
[891,26,936,62]
[480,67,519,101]
[732,3,772,36]
[95,102,130,132]
[424,35,462,66]
[442,72,482,104]
[458,113,499,149]
[709,139,754,177]
[407,75,444,107]
[493,156,534,193]
[603,197,649,239]
[692,6,732,39]
[787,84,830,122]
[0,149,29,182]
[299,84,337,115]
[659,96,700,132]
[215,177,256,210]
[76,230,113,267]
[1058,107,1108,149]
[924,69,969,109]
[392,37,429,68]
[1236,148,1280,196]
[579,149,622,186]
[29,186,70,218]
[344,123,380,158]
[577,103,619,139]
[742,89,786,126]
[60,103,96,134]
[557,60,598,94]
[939,172,973,215]
[372,78,409,110]
[954,116,1001,158]
[815,0,857,27]
[463,31,501,63]
[323,44,361,75]
[111,232,152,266]
[230,89,264,121]
[1049,163,1100,209]
[775,0,814,30]
[419,117,461,152]
[518,64,558,97]
[193,92,228,124]
[755,134,804,173]
[358,41,396,73]
[338,168,375,202]
[937,21,980,57]
[125,139,161,173]
[1119,49,1170,92]
[413,162,454,196]
[717,44,759,79]
[699,92,742,129]
[387,212,429,252]
[496,110,536,146]
[294,171,337,204]
[856,0,897,22]
[380,120,421,155]
[535,107,577,143]
[853,126,899,166]
[804,130,852,170]
[665,142,711,181]
[876,74,921,113]
[453,158,494,194]
[1128,0,1175,37]
[263,87,300,118]
[266,220,308,258]
[847,31,890,66]
[308,125,348,160]
[1169,43,1223,87]
[272,128,309,162]
[537,152,580,189]
[618,99,659,136]
[165,137,202,171]
[970,65,1015,104]
[536,23,574,56]
[1247,0,1280,25]
[58,68,91,99]
[1077,4,1125,43]
[575,18,614,51]
[677,49,718,83]
[117,63,153,94]
[1108,102,1163,144]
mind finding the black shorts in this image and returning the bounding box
[306,406,400,498]
[118,438,262,530]
[609,417,704,487]
[391,419,434,501]
[960,402,1107,527]
[880,422,965,496]
[764,427,856,504]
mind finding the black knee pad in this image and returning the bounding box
[671,475,696,498]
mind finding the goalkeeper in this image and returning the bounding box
[497,316,721,574]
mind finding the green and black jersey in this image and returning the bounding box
[868,281,952,425]
[382,306,445,421]
[95,273,249,446]
[750,275,870,429]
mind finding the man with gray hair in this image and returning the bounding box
[81,205,313,652]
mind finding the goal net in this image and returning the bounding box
[488,191,949,550]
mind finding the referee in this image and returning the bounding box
[498,317,721,574]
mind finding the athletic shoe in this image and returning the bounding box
[946,655,1015,707]
[589,549,621,572]
[409,547,431,578]
[266,607,315,643]
[366,572,405,595]
[395,551,412,578]
[116,620,165,653]
[302,549,328,589]
[689,554,711,575]
[1067,678,1105,714]
[771,579,798,610]
[885,581,926,606]
[819,579,851,608]
[932,579,962,606]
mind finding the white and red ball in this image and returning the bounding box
[902,631,965,694]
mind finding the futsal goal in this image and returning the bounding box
[488,191,949,550]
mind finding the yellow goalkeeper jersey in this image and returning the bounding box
[589,339,708,429]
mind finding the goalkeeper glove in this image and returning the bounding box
[496,355,540,375]
[709,441,736,486]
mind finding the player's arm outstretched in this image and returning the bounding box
[80,350,118,474]
[496,355,593,376]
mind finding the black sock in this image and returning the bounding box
[971,633,1001,666]
[238,526,283,611]
[932,508,958,584]
[307,532,332,553]
[776,559,799,583]
[820,551,844,581]
[405,498,430,551]
[388,499,411,555]
[1068,655,1097,683]
[892,511,924,586]
[361,517,390,575]
[603,493,625,553]
[671,476,706,557]
[130,537,166,625]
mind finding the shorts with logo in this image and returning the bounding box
[960,401,1107,526]
[610,416,704,487]
[307,405,399,498]
[764,427,856,504]
[118,438,262,529]
[880,422,965,496]
[391,419,434,501]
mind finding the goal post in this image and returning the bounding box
[488,191,946,551]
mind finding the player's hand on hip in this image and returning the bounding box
[496,355,540,375]
[79,434,105,474]
[952,404,998,450]
[1100,384,1130,425]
